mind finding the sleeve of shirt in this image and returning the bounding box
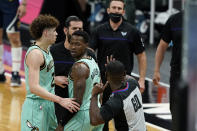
[89,27,98,50]
[161,15,174,44]
[133,29,145,55]
[100,96,122,122]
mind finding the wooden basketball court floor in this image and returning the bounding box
[0,65,170,131]
[0,68,25,130]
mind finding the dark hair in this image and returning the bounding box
[64,16,82,28]
[106,60,125,76]
[30,15,59,40]
[108,0,125,8]
[72,30,89,44]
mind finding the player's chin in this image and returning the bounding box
[70,54,76,58]
[70,52,77,57]
[50,40,56,44]
[52,37,57,43]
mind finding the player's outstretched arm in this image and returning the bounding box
[90,82,108,126]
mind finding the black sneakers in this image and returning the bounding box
[0,72,6,83]
[0,71,21,86]
[10,71,21,87]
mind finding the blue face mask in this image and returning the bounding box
[109,13,122,23]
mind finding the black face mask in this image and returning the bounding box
[109,13,122,23]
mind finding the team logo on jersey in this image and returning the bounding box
[26,120,39,131]
[91,68,99,80]
[121,32,127,36]
[47,60,54,72]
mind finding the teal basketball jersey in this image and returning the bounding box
[68,57,101,110]
[24,45,55,99]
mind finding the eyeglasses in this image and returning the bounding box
[26,120,39,131]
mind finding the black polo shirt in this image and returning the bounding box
[90,20,145,76]
[161,11,183,74]
[50,41,73,81]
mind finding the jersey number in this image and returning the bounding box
[51,72,55,88]
[131,94,142,112]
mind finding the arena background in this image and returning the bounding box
[1,0,188,130]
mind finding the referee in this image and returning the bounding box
[90,60,146,131]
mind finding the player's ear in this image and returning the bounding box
[122,71,126,81]
[42,29,47,37]
[63,27,68,34]
[107,8,110,14]
[122,9,125,16]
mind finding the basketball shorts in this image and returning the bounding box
[21,98,57,131]
[64,109,104,131]
[0,0,20,33]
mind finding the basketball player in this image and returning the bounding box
[21,15,80,131]
[50,16,97,130]
[0,0,27,86]
[63,30,103,131]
